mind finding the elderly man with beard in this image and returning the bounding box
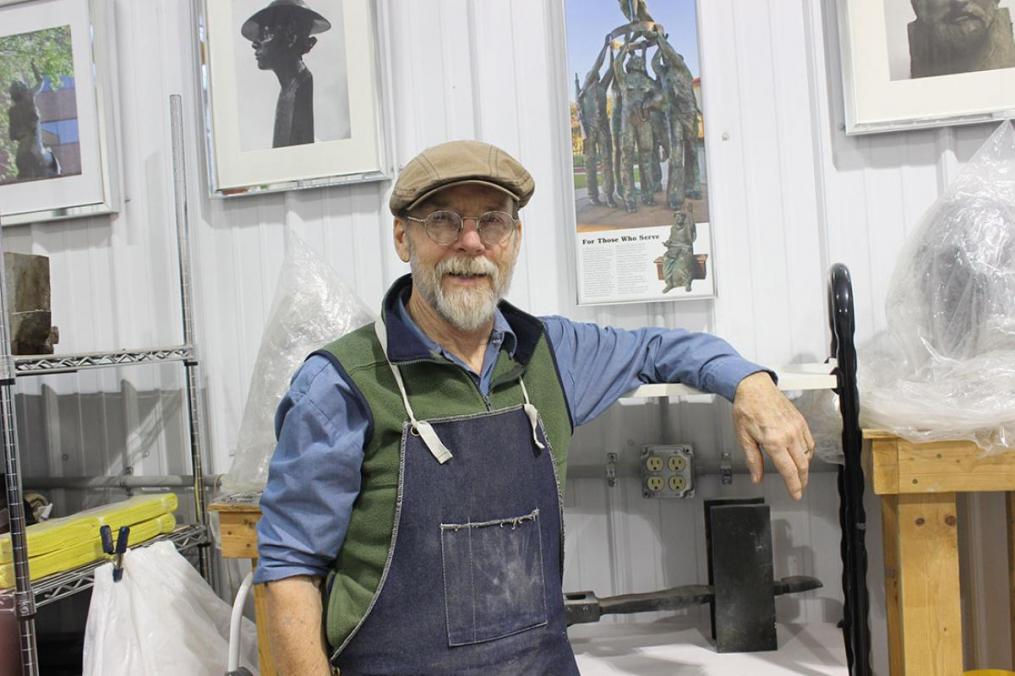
[909,0,1015,78]
[254,140,815,676]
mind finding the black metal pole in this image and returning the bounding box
[829,263,872,676]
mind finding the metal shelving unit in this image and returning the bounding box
[0,95,211,676]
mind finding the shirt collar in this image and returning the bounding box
[381,274,540,365]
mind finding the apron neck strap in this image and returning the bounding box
[373,318,545,456]
[374,319,453,464]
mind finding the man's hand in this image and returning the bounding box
[732,372,816,500]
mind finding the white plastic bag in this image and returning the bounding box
[858,121,1015,451]
[82,541,259,676]
[221,231,374,493]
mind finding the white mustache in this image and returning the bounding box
[436,256,499,280]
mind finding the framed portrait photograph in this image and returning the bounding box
[564,0,715,305]
[0,0,120,225]
[839,0,1015,134]
[195,0,393,197]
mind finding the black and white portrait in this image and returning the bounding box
[232,0,351,152]
[886,0,1015,80]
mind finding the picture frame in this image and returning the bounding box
[838,0,1015,135]
[0,0,121,226]
[194,0,394,198]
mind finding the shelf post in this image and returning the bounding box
[0,242,39,674]
[169,94,212,583]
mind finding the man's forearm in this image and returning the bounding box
[264,575,332,676]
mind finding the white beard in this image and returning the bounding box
[409,245,515,332]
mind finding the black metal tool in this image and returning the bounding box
[99,524,130,582]
[564,576,821,627]
[829,263,872,676]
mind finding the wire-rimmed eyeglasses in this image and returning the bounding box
[405,210,518,248]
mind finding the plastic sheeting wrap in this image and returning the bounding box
[82,541,259,675]
[221,232,374,493]
[859,121,1015,452]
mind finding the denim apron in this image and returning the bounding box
[333,321,578,675]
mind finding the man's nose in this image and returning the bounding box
[455,218,486,252]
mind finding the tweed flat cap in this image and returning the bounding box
[389,140,535,216]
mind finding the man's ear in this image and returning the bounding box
[394,217,411,263]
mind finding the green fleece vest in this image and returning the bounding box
[321,322,573,654]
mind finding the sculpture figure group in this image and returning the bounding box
[575,1,701,214]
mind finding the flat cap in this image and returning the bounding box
[389,140,535,216]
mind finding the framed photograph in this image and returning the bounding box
[195,0,393,197]
[839,0,1015,134]
[0,0,120,225]
[564,0,715,305]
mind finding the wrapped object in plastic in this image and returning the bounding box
[222,232,374,493]
[82,541,259,675]
[859,121,1015,451]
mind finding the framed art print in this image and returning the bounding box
[195,0,393,197]
[0,0,120,225]
[839,0,1015,134]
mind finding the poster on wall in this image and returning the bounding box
[196,0,392,197]
[0,0,120,225]
[565,0,714,305]
[840,0,1015,134]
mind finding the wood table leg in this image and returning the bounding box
[1006,492,1015,669]
[896,492,962,675]
[250,559,277,676]
[882,494,903,676]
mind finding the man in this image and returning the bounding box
[575,44,617,208]
[241,0,331,147]
[256,140,815,675]
[908,0,1015,78]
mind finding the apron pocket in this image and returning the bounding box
[440,508,548,647]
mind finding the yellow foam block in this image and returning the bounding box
[74,493,179,529]
[0,493,178,564]
[0,515,100,564]
[0,513,177,588]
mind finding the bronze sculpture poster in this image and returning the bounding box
[566,0,715,305]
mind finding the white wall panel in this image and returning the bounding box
[5,0,1010,670]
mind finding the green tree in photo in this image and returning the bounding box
[0,25,74,182]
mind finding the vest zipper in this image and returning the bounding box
[393,356,495,411]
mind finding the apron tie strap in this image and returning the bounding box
[374,320,453,464]
[519,379,546,451]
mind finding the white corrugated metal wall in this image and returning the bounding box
[4,0,1010,671]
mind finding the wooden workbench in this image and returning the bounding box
[208,497,276,676]
[864,430,1015,675]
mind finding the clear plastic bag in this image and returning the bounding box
[82,541,259,676]
[221,231,374,493]
[858,121,1015,452]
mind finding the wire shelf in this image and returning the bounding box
[13,346,195,376]
[30,524,208,608]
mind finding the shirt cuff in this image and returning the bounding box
[705,358,776,402]
[253,561,329,585]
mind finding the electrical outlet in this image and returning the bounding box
[645,476,665,493]
[640,444,694,499]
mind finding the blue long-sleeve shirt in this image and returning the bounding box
[254,298,767,584]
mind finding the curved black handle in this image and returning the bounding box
[828,263,872,676]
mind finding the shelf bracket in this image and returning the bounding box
[14,589,36,621]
